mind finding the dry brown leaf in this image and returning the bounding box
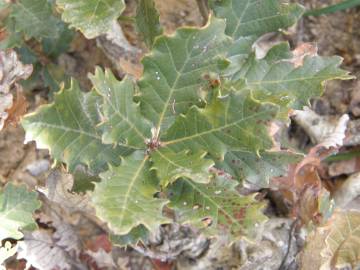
[299,229,328,270]
[0,50,33,94]
[0,49,32,130]
[293,107,349,149]
[38,169,93,214]
[96,21,143,78]
[17,230,73,270]
[4,86,28,128]
[333,172,360,209]
[328,157,360,177]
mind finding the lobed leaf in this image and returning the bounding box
[231,43,354,110]
[56,0,125,38]
[221,150,303,189]
[0,184,40,241]
[138,17,231,131]
[11,0,62,40]
[22,80,131,173]
[162,90,278,160]
[92,152,169,235]
[135,0,163,48]
[89,68,151,148]
[209,0,304,77]
[167,176,267,237]
[209,0,303,40]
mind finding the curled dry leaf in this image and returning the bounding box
[292,107,349,149]
[280,107,351,218]
[0,49,32,130]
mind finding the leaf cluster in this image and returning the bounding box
[0,0,353,248]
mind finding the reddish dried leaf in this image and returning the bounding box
[84,234,112,253]
[4,86,28,127]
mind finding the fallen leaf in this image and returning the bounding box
[0,92,12,130]
[38,169,93,214]
[328,157,360,177]
[293,107,349,149]
[333,172,360,209]
[320,210,360,270]
[4,86,28,128]
[0,49,33,94]
[0,49,32,130]
[17,230,73,270]
[299,229,328,270]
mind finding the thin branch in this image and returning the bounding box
[278,219,299,270]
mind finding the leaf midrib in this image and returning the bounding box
[163,109,270,146]
[118,156,149,228]
[155,38,192,131]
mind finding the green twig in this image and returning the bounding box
[304,0,360,16]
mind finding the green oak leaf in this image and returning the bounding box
[22,80,132,173]
[232,43,354,110]
[167,176,267,237]
[135,0,163,48]
[151,149,214,186]
[209,0,304,40]
[0,184,40,241]
[209,0,304,77]
[56,0,125,38]
[92,152,169,235]
[138,17,231,131]
[11,0,62,40]
[162,90,278,160]
[221,150,303,189]
[89,68,151,148]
